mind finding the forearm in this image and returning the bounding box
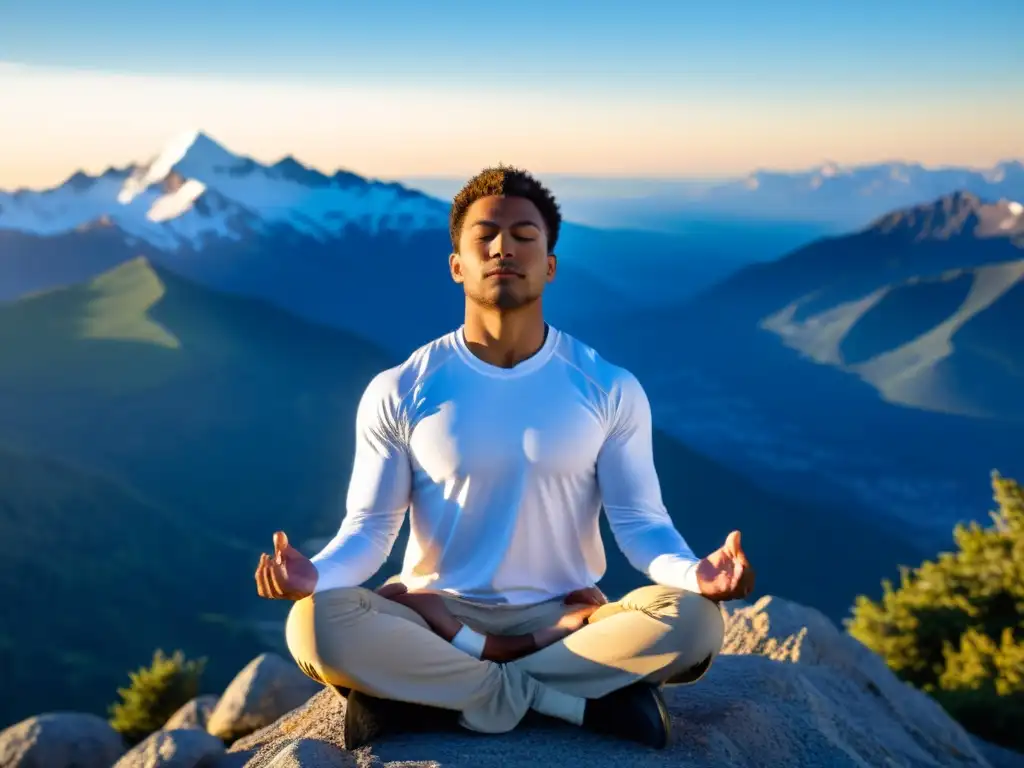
[648,551,701,593]
[424,612,543,662]
[309,513,401,593]
[596,370,707,594]
[608,514,702,593]
[397,596,544,662]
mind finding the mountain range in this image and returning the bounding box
[0,130,758,340]
[591,191,1024,539]
[1,131,1021,730]
[406,159,1024,239]
[692,160,1024,224]
[0,257,924,730]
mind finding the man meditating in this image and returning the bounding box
[254,166,756,750]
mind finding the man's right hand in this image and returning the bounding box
[255,531,318,600]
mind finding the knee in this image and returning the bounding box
[687,592,726,661]
[284,587,368,684]
[624,585,725,659]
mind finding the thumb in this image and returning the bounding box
[273,531,290,560]
[725,530,743,558]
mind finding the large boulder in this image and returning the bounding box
[720,595,985,761]
[0,712,125,768]
[205,653,320,744]
[113,728,225,768]
[211,595,1004,767]
[163,696,219,732]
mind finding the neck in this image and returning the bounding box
[462,301,548,369]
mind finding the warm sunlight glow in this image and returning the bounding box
[2,62,1021,190]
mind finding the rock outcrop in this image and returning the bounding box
[163,696,219,732]
[205,653,321,743]
[0,712,125,767]
[2,595,1020,768]
[217,596,1002,767]
[113,728,225,768]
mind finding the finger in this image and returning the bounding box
[273,531,289,558]
[741,565,756,596]
[729,562,746,592]
[256,556,274,597]
[725,530,743,558]
[267,560,286,597]
[376,582,408,599]
[254,555,266,594]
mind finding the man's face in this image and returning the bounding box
[450,195,556,311]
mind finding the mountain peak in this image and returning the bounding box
[270,155,332,187]
[117,130,244,205]
[864,190,1024,241]
[87,255,183,298]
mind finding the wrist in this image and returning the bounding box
[451,624,487,657]
[483,632,539,662]
[531,625,570,650]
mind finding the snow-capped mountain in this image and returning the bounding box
[683,159,1024,225]
[0,130,449,250]
[0,130,641,354]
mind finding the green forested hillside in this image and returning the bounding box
[0,446,263,725]
[0,257,393,727]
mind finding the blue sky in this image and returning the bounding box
[2,0,1022,188]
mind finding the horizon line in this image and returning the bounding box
[4,127,1022,196]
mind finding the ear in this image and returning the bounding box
[546,252,557,282]
[449,251,465,284]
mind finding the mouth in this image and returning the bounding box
[486,268,522,278]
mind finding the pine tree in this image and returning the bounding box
[846,471,1024,750]
[108,648,206,746]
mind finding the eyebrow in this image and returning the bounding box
[472,219,541,229]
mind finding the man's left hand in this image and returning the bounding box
[695,530,756,602]
[375,583,462,641]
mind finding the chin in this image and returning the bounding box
[469,286,539,311]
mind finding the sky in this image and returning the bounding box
[2,0,1023,190]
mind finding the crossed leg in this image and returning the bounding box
[284,583,725,735]
[508,584,726,700]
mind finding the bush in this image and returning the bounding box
[846,471,1024,750]
[108,648,207,745]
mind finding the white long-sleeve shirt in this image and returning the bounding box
[310,325,701,605]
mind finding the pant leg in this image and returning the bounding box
[284,586,585,733]
[511,584,725,700]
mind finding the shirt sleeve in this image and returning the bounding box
[596,371,702,594]
[309,369,412,593]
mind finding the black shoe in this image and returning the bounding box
[341,688,459,750]
[582,681,672,749]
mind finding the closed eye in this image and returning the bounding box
[476,233,536,242]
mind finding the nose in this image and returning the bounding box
[489,230,514,259]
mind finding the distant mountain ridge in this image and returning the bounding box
[687,160,1024,225]
[674,192,1024,422]
[0,130,774,354]
[0,130,448,250]
[866,190,1024,242]
[580,190,1024,537]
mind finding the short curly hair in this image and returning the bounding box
[449,164,562,252]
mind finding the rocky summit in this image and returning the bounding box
[2,596,1020,768]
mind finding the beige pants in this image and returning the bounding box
[285,583,725,734]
